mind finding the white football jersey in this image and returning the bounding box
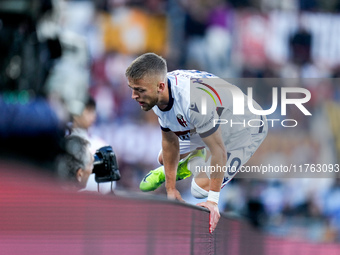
[152,70,265,152]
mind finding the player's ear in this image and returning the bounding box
[76,168,83,182]
[158,82,166,92]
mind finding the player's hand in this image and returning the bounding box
[197,201,220,233]
[166,188,185,202]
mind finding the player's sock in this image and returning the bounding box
[191,178,209,198]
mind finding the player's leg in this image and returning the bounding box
[191,148,245,198]
[139,140,206,192]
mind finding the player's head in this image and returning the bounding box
[57,135,94,189]
[125,53,167,111]
[126,52,167,82]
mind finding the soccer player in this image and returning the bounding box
[125,53,267,233]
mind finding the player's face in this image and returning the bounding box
[128,76,160,111]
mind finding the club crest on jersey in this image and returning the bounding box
[176,114,188,127]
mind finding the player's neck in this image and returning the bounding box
[157,80,170,110]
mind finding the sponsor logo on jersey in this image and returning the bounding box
[194,81,225,117]
[195,81,223,106]
[189,102,199,113]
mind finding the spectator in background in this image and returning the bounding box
[289,17,312,67]
[56,135,94,190]
[70,96,114,193]
[71,96,103,149]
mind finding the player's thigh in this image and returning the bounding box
[220,147,250,188]
[221,123,268,187]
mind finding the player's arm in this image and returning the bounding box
[197,126,227,233]
[161,129,184,202]
[202,127,227,192]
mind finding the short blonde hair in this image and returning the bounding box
[125,52,167,82]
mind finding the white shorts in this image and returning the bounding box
[221,125,267,187]
[161,116,268,184]
[190,115,268,187]
[157,139,193,164]
[179,139,192,155]
[157,139,203,164]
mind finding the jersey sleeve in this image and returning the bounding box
[189,87,220,138]
[158,117,170,132]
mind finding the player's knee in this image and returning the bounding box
[191,178,208,198]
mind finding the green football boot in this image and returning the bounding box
[139,148,206,192]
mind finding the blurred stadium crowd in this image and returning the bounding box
[2,0,340,244]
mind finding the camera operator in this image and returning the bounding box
[57,134,120,191]
[68,96,116,194]
[56,135,94,191]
